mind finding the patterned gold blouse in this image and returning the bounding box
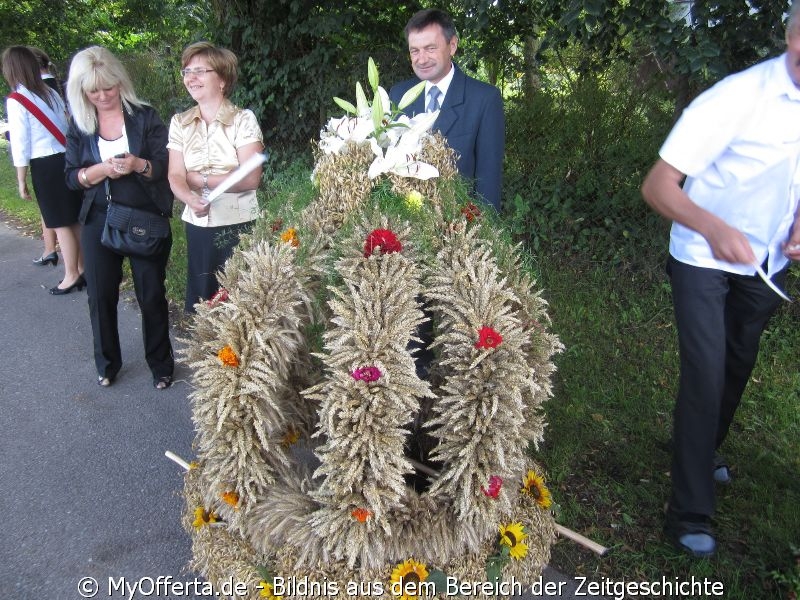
[167,99,264,227]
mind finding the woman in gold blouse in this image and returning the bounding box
[167,41,264,313]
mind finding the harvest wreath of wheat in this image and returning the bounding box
[165,61,591,600]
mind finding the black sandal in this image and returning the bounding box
[154,375,173,390]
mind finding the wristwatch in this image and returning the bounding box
[202,172,210,199]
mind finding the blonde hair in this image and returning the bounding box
[181,41,238,97]
[66,46,146,134]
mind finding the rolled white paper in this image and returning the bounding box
[206,152,267,202]
[753,262,792,302]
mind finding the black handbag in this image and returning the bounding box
[100,180,170,258]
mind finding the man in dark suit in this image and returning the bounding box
[389,8,505,211]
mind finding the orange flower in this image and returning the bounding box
[281,427,300,447]
[460,202,481,222]
[280,227,299,247]
[351,508,372,523]
[218,345,240,367]
[222,491,240,507]
[474,326,503,350]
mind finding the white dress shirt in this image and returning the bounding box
[5,84,68,166]
[661,53,800,276]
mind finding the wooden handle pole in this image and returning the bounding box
[555,524,609,556]
[165,450,192,472]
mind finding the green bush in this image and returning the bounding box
[503,65,674,265]
[120,49,192,124]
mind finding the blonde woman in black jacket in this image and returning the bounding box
[64,46,174,390]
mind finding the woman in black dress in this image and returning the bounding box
[2,45,83,293]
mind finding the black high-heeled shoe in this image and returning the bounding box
[50,274,86,295]
[33,252,58,266]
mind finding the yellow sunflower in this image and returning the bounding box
[192,506,218,528]
[258,581,282,599]
[499,522,528,560]
[521,470,552,509]
[390,558,429,600]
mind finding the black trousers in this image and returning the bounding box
[666,255,784,518]
[82,206,174,380]
[184,220,252,313]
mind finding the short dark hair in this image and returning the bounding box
[404,8,458,42]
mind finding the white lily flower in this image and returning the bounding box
[319,115,377,154]
[376,86,391,119]
[335,115,375,142]
[368,147,439,180]
[319,134,346,155]
[406,110,440,138]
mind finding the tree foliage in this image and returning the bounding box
[209,0,422,165]
[453,0,792,103]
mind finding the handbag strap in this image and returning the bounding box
[8,91,66,146]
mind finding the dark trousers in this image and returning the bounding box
[184,220,252,313]
[667,255,784,518]
[82,206,174,380]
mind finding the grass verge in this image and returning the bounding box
[1,140,797,598]
[537,256,800,599]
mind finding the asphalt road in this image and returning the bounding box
[0,218,199,600]
[0,218,610,600]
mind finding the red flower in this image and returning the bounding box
[351,366,382,382]
[207,287,229,306]
[475,326,503,350]
[481,475,503,499]
[364,228,402,258]
[460,202,481,222]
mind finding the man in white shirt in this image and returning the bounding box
[641,2,800,558]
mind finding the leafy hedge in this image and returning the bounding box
[503,64,674,265]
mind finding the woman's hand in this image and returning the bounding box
[15,167,31,200]
[17,180,31,200]
[185,192,210,218]
[104,157,125,180]
[107,153,144,178]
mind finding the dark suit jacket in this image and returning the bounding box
[65,104,173,223]
[389,63,505,210]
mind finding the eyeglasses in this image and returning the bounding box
[180,68,215,77]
